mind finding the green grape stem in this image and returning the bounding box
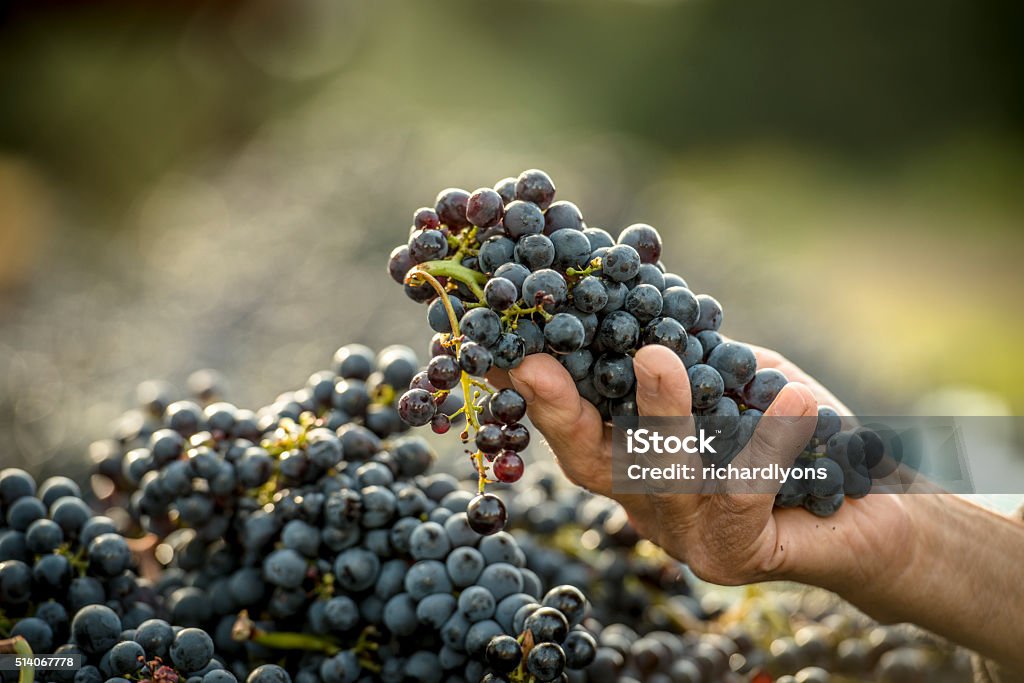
[0,635,35,683]
[231,611,342,656]
[408,260,487,302]
[405,266,487,495]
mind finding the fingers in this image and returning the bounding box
[733,382,818,471]
[715,382,818,513]
[634,345,691,417]
[507,354,610,493]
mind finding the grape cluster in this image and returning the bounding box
[0,350,960,683]
[54,344,609,683]
[388,169,881,520]
[92,344,423,542]
[0,467,243,683]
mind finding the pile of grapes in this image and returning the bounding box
[388,169,881,522]
[0,343,968,683]
[0,170,968,683]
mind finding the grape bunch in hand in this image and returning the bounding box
[389,169,883,534]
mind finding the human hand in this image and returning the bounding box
[499,344,915,596]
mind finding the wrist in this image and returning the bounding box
[835,495,934,623]
[773,495,921,612]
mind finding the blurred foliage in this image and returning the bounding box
[0,0,1021,474]
[2,0,1021,218]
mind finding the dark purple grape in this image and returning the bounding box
[582,227,614,251]
[688,364,725,411]
[489,389,527,424]
[431,413,451,434]
[663,272,688,288]
[661,287,700,329]
[479,236,516,274]
[526,642,565,680]
[808,458,845,498]
[693,294,723,332]
[413,207,440,230]
[501,423,530,452]
[696,330,723,360]
[631,263,665,290]
[815,406,842,442]
[484,278,519,311]
[603,280,628,312]
[521,269,568,311]
[525,607,569,644]
[600,245,641,282]
[543,200,584,234]
[844,465,872,498]
[515,319,545,355]
[461,308,503,347]
[459,342,493,376]
[742,368,788,411]
[492,451,524,484]
[857,427,886,469]
[592,353,635,399]
[466,494,507,535]
[643,317,687,353]
[514,234,555,271]
[681,334,703,368]
[435,188,471,231]
[515,169,556,210]
[427,296,465,334]
[71,604,121,656]
[408,229,449,263]
[504,201,545,238]
[806,492,844,517]
[427,355,461,391]
[493,177,517,204]
[563,630,598,668]
[550,229,592,271]
[492,262,530,291]
[572,276,608,313]
[387,245,416,284]
[491,333,527,370]
[476,424,504,454]
[567,309,598,346]
[541,585,588,626]
[543,313,586,354]
[596,311,641,354]
[486,634,523,673]
[624,284,663,324]
[707,342,757,390]
[430,333,454,358]
[559,349,594,381]
[398,389,436,427]
[466,188,505,228]
[0,559,32,604]
[826,431,865,470]
[617,223,662,264]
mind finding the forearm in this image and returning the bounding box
[835,495,1024,670]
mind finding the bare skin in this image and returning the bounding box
[495,344,1024,671]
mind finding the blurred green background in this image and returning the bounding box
[1,0,1022,478]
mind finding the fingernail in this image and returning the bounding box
[773,386,809,423]
[508,370,535,403]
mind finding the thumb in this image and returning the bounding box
[710,382,818,516]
